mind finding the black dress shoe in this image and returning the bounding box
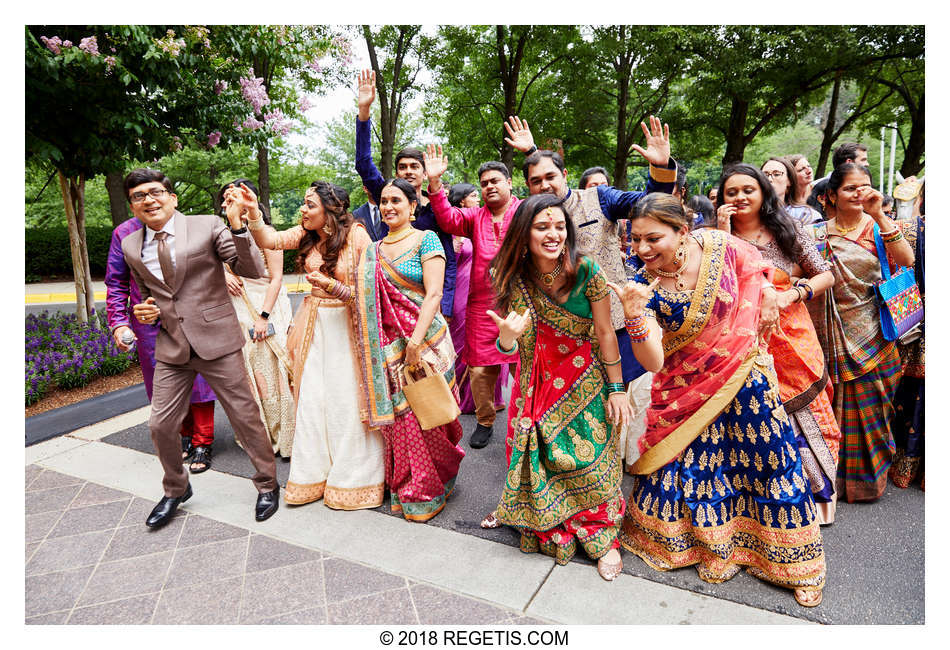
[470,423,493,449]
[146,483,193,528]
[255,488,280,522]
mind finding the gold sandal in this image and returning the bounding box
[597,551,623,582]
[794,588,822,607]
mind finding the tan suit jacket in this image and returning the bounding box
[121,212,267,365]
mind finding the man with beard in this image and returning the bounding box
[423,147,522,448]
[504,115,677,387]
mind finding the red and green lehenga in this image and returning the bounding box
[495,258,625,565]
[620,230,825,593]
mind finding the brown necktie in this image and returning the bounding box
[153,231,175,286]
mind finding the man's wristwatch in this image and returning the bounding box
[524,145,538,156]
[230,225,248,235]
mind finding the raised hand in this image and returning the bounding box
[607,278,660,319]
[859,186,885,219]
[503,115,536,153]
[424,144,448,187]
[357,69,376,120]
[630,115,671,167]
[486,308,531,350]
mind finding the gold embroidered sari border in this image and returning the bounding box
[632,346,759,475]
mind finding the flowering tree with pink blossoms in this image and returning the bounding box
[208,25,351,208]
[26,25,350,322]
[26,25,248,322]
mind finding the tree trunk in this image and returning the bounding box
[59,171,92,324]
[722,98,749,165]
[256,145,270,211]
[105,170,129,227]
[74,175,99,327]
[816,72,843,177]
[899,97,925,178]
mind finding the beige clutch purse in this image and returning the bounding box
[402,360,461,430]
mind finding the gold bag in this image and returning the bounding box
[401,360,461,430]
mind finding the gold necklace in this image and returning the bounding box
[383,226,415,244]
[833,218,861,236]
[651,240,691,291]
[533,258,563,288]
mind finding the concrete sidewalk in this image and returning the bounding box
[25,409,805,626]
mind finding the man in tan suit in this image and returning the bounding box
[120,168,279,527]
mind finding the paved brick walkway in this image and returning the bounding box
[25,465,546,625]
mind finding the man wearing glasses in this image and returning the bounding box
[118,168,279,528]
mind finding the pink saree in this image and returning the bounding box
[354,240,465,522]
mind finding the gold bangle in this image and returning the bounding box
[247,217,265,231]
[601,356,622,366]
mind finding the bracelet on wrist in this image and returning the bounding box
[495,337,518,355]
[793,279,814,301]
[601,356,622,367]
[881,229,904,244]
[605,382,625,394]
[260,311,270,320]
[625,315,649,342]
[247,217,265,231]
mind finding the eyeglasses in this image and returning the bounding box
[130,188,170,203]
[763,171,786,179]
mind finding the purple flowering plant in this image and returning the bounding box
[25,310,136,406]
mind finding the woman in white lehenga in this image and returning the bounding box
[220,179,295,460]
[233,179,385,510]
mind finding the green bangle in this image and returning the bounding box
[495,338,518,355]
[606,382,625,394]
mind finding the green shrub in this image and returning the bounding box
[25,222,302,277]
[98,354,131,376]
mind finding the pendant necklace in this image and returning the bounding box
[834,218,861,236]
[652,239,691,291]
[534,258,563,288]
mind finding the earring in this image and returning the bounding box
[323,223,332,235]
[674,238,687,265]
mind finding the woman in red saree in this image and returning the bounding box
[614,193,826,607]
[715,164,841,524]
[486,193,633,581]
[353,179,465,522]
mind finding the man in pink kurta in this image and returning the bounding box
[428,160,522,449]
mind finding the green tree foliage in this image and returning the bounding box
[208,26,352,208]
[557,26,688,189]
[26,25,243,321]
[679,26,923,166]
[360,25,433,179]
[425,25,579,177]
